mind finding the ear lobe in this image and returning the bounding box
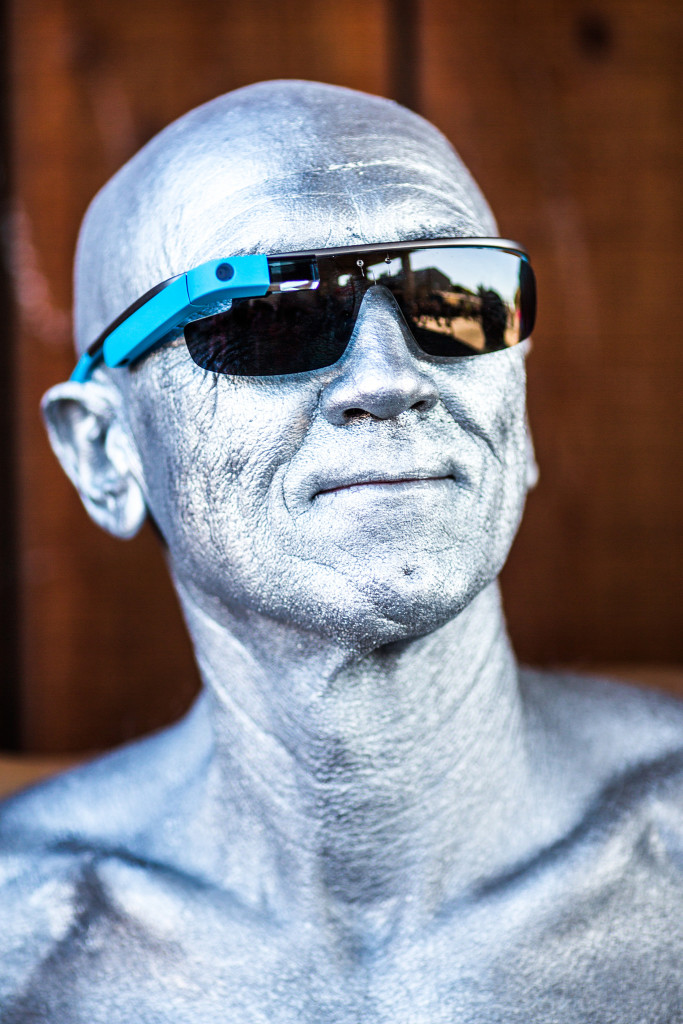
[41,380,147,539]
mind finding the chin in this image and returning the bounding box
[309,551,493,649]
[375,573,485,635]
[175,537,498,651]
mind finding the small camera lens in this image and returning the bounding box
[216,263,234,281]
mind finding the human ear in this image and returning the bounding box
[41,379,147,539]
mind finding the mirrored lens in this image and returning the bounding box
[184,245,535,376]
[184,275,361,376]
[363,247,534,356]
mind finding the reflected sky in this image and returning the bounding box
[375,247,522,302]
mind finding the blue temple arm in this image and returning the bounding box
[71,255,271,382]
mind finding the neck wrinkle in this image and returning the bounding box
[175,581,531,932]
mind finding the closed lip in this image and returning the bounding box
[313,472,454,498]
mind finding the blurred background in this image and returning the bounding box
[0,0,681,764]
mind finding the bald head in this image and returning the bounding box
[47,79,531,644]
[74,80,496,354]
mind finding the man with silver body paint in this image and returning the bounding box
[1,80,683,1022]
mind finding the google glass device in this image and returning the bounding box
[71,238,536,383]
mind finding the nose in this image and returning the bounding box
[319,287,439,425]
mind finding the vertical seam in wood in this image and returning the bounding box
[0,0,21,750]
[387,0,421,113]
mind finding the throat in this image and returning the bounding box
[180,583,530,926]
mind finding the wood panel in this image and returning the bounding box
[9,0,682,754]
[11,0,391,752]
[420,0,683,666]
[0,0,20,750]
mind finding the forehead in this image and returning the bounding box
[190,163,494,261]
[74,82,497,351]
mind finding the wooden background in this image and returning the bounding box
[4,0,682,754]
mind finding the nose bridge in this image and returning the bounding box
[319,286,438,425]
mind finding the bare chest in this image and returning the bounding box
[6,854,683,1024]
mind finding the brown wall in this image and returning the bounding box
[7,0,682,754]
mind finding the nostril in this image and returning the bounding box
[412,399,432,413]
[343,407,369,422]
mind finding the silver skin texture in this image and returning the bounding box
[2,81,683,1023]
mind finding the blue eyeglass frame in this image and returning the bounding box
[71,237,532,383]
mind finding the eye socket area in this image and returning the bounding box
[182,246,535,376]
[183,273,366,377]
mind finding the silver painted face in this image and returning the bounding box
[124,311,527,647]
[75,83,531,647]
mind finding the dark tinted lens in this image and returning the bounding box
[184,245,535,376]
[368,247,534,356]
[184,276,360,376]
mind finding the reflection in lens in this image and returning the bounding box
[372,248,527,355]
[478,288,508,349]
[184,245,535,377]
[185,278,361,376]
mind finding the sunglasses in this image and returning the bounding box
[71,238,536,382]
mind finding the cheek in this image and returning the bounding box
[438,350,527,462]
[122,358,320,559]
[480,359,529,565]
[437,350,529,535]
